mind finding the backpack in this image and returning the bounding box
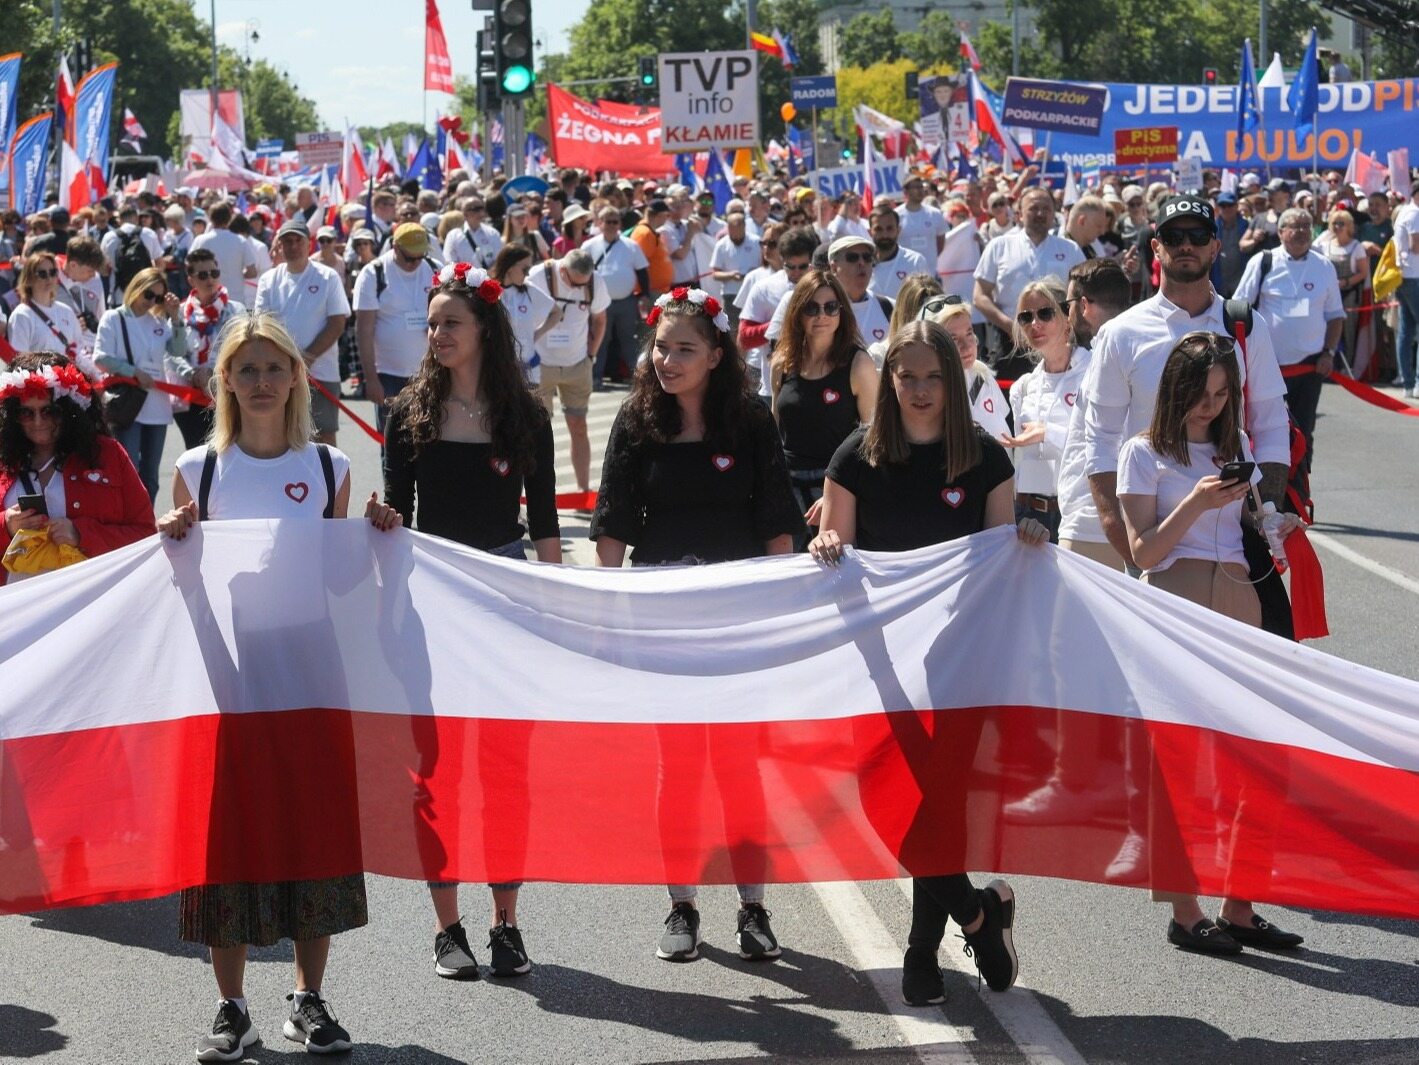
[197,444,336,521]
[114,228,153,295]
[1248,250,1273,310]
[373,257,439,299]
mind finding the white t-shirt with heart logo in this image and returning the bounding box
[254,260,351,383]
[500,283,555,384]
[871,246,930,300]
[175,443,351,521]
[1007,347,1090,495]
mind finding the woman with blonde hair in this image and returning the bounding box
[91,266,189,500]
[887,274,943,340]
[1314,208,1369,365]
[6,252,85,361]
[502,202,550,263]
[158,311,401,1062]
[928,299,1010,440]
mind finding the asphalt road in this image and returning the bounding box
[2,377,1416,1065]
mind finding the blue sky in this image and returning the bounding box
[211,0,589,132]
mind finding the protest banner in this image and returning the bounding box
[547,84,672,177]
[295,131,344,168]
[658,51,760,151]
[1114,126,1179,165]
[1002,77,1109,135]
[814,160,905,199]
[790,74,837,110]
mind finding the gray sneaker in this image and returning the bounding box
[656,902,701,961]
[283,991,352,1055]
[434,920,481,980]
[196,1000,259,1062]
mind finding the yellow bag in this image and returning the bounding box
[2,527,87,576]
[1373,239,1402,303]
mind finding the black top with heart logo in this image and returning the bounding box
[775,361,860,473]
[591,404,804,565]
[826,426,1014,551]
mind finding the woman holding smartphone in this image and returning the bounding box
[1117,330,1304,956]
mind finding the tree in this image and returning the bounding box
[838,11,900,70]
[240,60,320,147]
[900,11,962,71]
[832,59,920,137]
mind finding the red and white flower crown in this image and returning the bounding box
[645,287,730,334]
[435,261,503,304]
[0,364,93,410]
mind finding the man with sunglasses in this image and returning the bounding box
[583,206,651,389]
[1082,194,1293,633]
[766,235,894,354]
[353,223,440,432]
[739,227,818,397]
[174,248,245,447]
[442,196,503,270]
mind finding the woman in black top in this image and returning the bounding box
[810,320,1047,1007]
[770,270,877,540]
[591,286,803,964]
[382,260,561,982]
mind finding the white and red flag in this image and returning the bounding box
[122,108,147,143]
[424,0,455,94]
[959,32,982,72]
[2,523,1418,917]
[341,126,369,196]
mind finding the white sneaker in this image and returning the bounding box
[1003,778,1111,825]
[1404,387,1417,399]
[1104,829,1148,883]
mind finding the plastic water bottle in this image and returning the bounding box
[1261,502,1289,575]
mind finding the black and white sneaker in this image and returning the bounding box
[961,879,1018,992]
[656,902,701,961]
[901,947,947,1006]
[736,903,782,960]
[434,920,481,980]
[488,919,532,976]
[195,999,259,1062]
[283,991,353,1055]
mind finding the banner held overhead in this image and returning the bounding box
[659,51,760,152]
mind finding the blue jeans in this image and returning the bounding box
[1396,278,1419,390]
[115,421,167,503]
[375,373,410,439]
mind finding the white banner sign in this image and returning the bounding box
[658,51,760,152]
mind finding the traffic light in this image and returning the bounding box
[638,56,656,89]
[1203,67,1219,85]
[905,71,919,100]
[476,26,500,112]
[495,0,535,99]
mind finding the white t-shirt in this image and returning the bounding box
[6,301,84,358]
[100,223,166,272]
[1394,202,1419,279]
[582,234,650,301]
[189,229,256,301]
[1117,435,1259,574]
[1057,381,1105,544]
[56,272,106,347]
[896,203,947,261]
[739,268,792,396]
[709,234,762,301]
[766,290,893,358]
[1008,348,1090,495]
[871,246,930,300]
[351,252,437,378]
[93,308,183,426]
[826,214,870,242]
[254,260,350,382]
[243,236,273,306]
[525,260,610,368]
[442,223,503,270]
[974,230,1085,326]
[500,282,555,383]
[968,365,1011,439]
[660,219,700,285]
[1233,248,1346,366]
[175,443,351,521]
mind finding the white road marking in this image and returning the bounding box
[1307,531,1419,598]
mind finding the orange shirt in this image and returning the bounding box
[630,222,671,295]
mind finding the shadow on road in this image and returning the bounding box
[1310,521,1419,544]
[0,1005,67,1057]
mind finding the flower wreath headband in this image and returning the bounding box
[0,364,93,410]
[434,262,503,304]
[645,286,731,334]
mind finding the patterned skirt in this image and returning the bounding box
[179,875,368,949]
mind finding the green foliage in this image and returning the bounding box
[357,121,428,150]
[832,59,921,136]
[899,11,962,71]
[838,11,899,69]
[239,60,320,147]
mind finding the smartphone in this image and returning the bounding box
[17,493,48,517]
[1217,460,1255,485]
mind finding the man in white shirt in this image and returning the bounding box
[190,202,258,309]
[1065,197,1111,259]
[1082,195,1293,636]
[1233,207,1345,472]
[353,222,439,436]
[974,187,1085,376]
[897,174,947,261]
[745,190,772,239]
[1393,182,1419,397]
[709,212,761,323]
[825,192,870,242]
[739,228,816,396]
[660,185,703,286]
[53,236,106,347]
[582,207,650,388]
[691,192,726,239]
[867,204,929,300]
[766,235,893,354]
[527,248,609,495]
[255,220,351,445]
[442,195,502,269]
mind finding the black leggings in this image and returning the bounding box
[908,874,982,951]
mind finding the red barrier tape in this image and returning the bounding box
[1279,364,1419,416]
[530,490,599,511]
[307,378,387,445]
[1348,300,1398,314]
[102,376,212,407]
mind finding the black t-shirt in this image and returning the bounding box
[591,403,805,565]
[826,426,1015,551]
[382,406,559,550]
[776,361,861,473]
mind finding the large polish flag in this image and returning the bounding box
[2,522,1418,917]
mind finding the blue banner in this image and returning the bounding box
[814,161,904,199]
[1003,77,1108,135]
[9,112,53,216]
[1043,78,1419,169]
[73,63,117,179]
[255,138,284,158]
[791,75,837,110]
[0,53,20,198]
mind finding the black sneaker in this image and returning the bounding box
[961,879,1018,992]
[901,946,947,1006]
[434,920,481,980]
[656,902,701,961]
[283,991,352,1055]
[488,919,532,976]
[195,999,259,1062]
[736,903,782,960]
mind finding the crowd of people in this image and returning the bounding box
[2,152,1418,1061]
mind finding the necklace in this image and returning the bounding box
[447,394,485,419]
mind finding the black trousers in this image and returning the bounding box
[1243,522,1294,641]
[1283,365,1323,474]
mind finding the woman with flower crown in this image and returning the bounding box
[590,286,804,965]
[0,351,155,585]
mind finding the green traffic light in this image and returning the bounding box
[640,74,654,86]
[502,64,534,94]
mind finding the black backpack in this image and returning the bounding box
[114,228,153,294]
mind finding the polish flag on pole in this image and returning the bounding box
[5,523,1417,919]
[55,55,75,142]
[857,112,877,213]
[122,108,147,142]
[60,140,88,213]
[959,32,982,72]
[1342,149,1388,196]
[341,127,369,197]
[376,136,401,182]
[424,0,455,94]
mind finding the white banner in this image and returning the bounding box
[658,51,760,152]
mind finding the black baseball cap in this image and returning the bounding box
[1155,195,1215,232]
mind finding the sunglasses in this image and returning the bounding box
[1157,227,1214,248]
[1177,331,1238,357]
[802,300,841,318]
[783,260,811,272]
[17,404,59,422]
[317,236,335,244]
[918,294,964,320]
[34,268,58,280]
[188,268,221,280]
[1016,306,1060,327]
[837,250,873,265]
[142,289,166,302]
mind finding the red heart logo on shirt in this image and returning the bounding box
[942,487,965,508]
[284,482,309,503]
[1064,392,1076,406]
[307,284,320,294]
[1304,281,1315,291]
[822,388,841,404]
[1211,454,1226,468]
[983,397,994,413]
[517,304,528,314]
[896,270,907,280]
[490,457,510,476]
[712,454,735,472]
[873,328,885,340]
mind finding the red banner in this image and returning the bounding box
[424,0,455,94]
[1114,126,1179,165]
[547,84,675,178]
